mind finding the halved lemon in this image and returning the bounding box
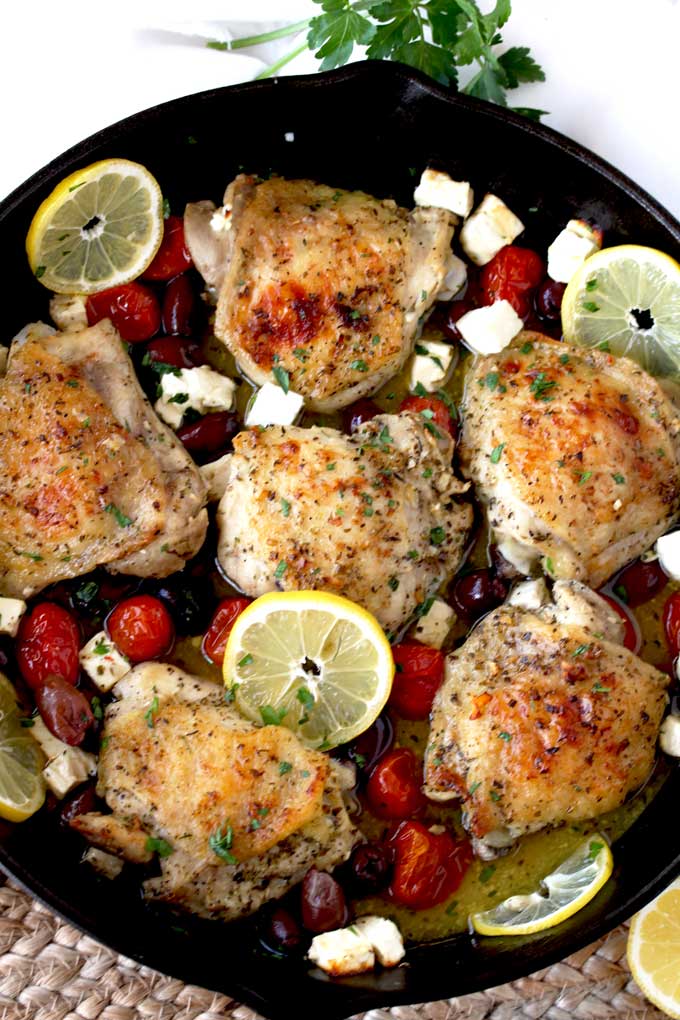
[0,673,45,822]
[471,835,613,936]
[26,158,163,294]
[628,876,680,1018]
[561,245,680,376]
[223,591,394,750]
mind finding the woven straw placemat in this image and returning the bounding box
[0,878,666,1020]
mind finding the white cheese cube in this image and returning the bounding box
[406,339,455,393]
[82,847,124,879]
[547,219,602,283]
[0,597,26,637]
[0,346,7,375]
[354,916,405,968]
[308,927,375,977]
[409,597,455,649]
[507,579,550,611]
[159,365,237,422]
[30,716,97,798]
[660,715,680,757]
[200,452,232,503]
[245,382,304,427]
[654,532,680,580]
[49,294,88,332]
[79,630,130,692]
[456,300,523,355]
[154,395,184,429]
[437,253,468,302]
[460,194,524,266]
[414,169,473,218]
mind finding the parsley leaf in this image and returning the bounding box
[146,836,174,858]
[209,821,238,864]
[498,46,545,87]
[307,0,377,72]
[272,364,290,394]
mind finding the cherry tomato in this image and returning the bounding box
[300,868,348,933]
[399,395,456,439]
[16,603,80,690]
[202,598,252,666]
[86,282,160,342]
[107,595,174,663]
[615,558,668,608]
[451,569,507,621]
[389,641,445,720]
[480,246,545,318]
[342,398,381,433]
[389,820,473,910]
[598,593,640,653]
[143,216,193,281]
[663,591,680,657]
[162,274,196,335]
[366,747,425,820]
[34,675,94,746]
[145,336,204,370]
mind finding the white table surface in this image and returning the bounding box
[1,0,679,220]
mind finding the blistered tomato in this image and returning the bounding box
[615,558,668,608]
[598,593,640,653]
[202,598,252,666]
[663,591,680,657]
[389,820,473,910]
[480,245,545,318]
[399,395,456,438]
[143,216,193,281]
[389,642,445,720]
[16,603,80,689]
[86,282,160,342]
[366,747,425,820]
[107,595,174,662]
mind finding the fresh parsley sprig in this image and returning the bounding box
[209,0,546,118]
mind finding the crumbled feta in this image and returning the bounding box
[437,253,468,302]
[0,597,27,637]
[660,715,680,757]
[82,847,124,879]
[200,452,232,502]
[354,916,405,968]
[460,194,524,266]
[245,382,304,427]
[507,579,549,611]
[31,718,97,799]
[414,169,473,218]
[49,294,88,332]
[79,630,130,692]
[210,204,232,233]
[309,926,375,976]
[406,339,455,393]
[456,300,523,355]
[155,365,237,429]
[409,597,455,649]
[656,532,680,581]
[547,219,603,283]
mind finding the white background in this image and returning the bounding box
[0,0,679,218]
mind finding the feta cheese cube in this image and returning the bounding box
[79,630,130,692]
[245,382,304,427]
[460,194,524,266]
[660,714,680,757]
[0,597,26,637]
[409,597,455,649]
[507,579,550,611]
[200,452,232,503]
[158,365,237,424]
[49,294,88,332]
[155,395,184,429]
[354,916,405,968]
[82,847,124,879]
[406,339,455,393]
[31,718,97,799]
[655,532,680,581]
[308,926,375,977]
[456,300,523,355]
[547,219,602,283]
[414,169,473,218]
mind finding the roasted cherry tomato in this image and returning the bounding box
[86,282,160,342]
[300,867,348,933]
[389,641,445,720]
[399,395,456,439]
[389,820,473,910]
[342,398,381,433]
[162,274,196,335]
[451,568,507,621]
[615,558,668,608]
[480,245,545,318]
[663,591,680,658]
[34,675,94,746]
[366,747,425,820]
[598,593,640,653]
[107,595,174,662]
[16,603,80,689]
[143,216,193,281]
[202,598,252,666]
[144,336,204,369]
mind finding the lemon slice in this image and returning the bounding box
[561,245,680,376]
[26,158,163,294]
[0,673,45,822]
[223,591,394,749]
[471,836,613,936]
[628,876,680,1018]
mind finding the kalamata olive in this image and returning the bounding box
[300,868,349,933]
[260,906,304,954]
[451,568,508,621]
[145,336,204,369]
[535,279,566,321]
[346,712,394,773]
[346,843,393,895]
[142,575,217,635]
[162,274,196,336]
[176,411,241,463]
[342,398,381,433]
[60,782,98,826]
[34,675,94,746]
[615,558,668,608]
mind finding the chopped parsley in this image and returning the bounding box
[572,643,591,657]
[479,864,496,883]
[559,354,570,365]
[34,265,46,279]
[429,526,446,546]
[592,682,610,694]
[168,392,189,405]
[146,836,174,858]
[238,653,254,667]
[489,789,502,802]
[105,503,133,528]
[91,696,104,721]
[490,443,505,464]
[326,462,336,471]
[93,637,110,656]
[274,560,287,579]
[529,372,557,401]
[388,576,400,591]
[498,731,511,741]
[209,822,238,864]
[351,359,369,372]
[589,839,605,860]
[468,781,481,796]
[144,695,159,728]
[224,683,240,704]
[485,371,500,390]
[280,498,291,517]
[272,364,290,394]
[577,470,592,485]
[422,467,433,478]
[585,279,598,292]
[16,550,43,562]
[279,761,293,775]
[597,340,611,352]
[293,347,308,362]
[66,379,79,389]
[407,550,420,560]
[260,704,287,726]
[582,301,600,313]
[520,341,533,355]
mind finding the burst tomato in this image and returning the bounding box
[366,747,425,820]
[389,642,445,720]
[399,395,456,438]
[16,603,80,689]
[202,598,252,667]
[86,282,160,342]
[107,595,174,662]
[663,591,680,658]
[615,558,668,608]
[142,216,193,281]
[389,820,473,910]
[480,245,545,318]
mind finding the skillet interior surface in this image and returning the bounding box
[0,60,679,1020]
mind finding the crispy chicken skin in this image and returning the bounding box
[216,413,472,634]
[0,321,207,598]
[72,663,356,920]
[424,581,668,858]
[192,175,455,412]
[459,332,680,586]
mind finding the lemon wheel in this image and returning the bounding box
[0,674,45,822]
[628,876,680,1018]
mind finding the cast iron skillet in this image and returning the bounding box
[0,60,679,1020]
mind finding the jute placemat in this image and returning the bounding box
[0,878,666,1020]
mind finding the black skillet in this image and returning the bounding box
[0,60,679,1020]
